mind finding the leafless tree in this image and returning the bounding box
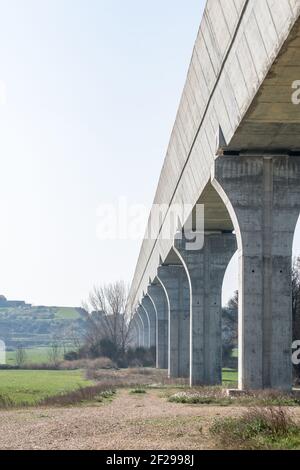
[16,345,27,367]
[83,281,134,355]
[48,341,61,368]
[68,324,82,351]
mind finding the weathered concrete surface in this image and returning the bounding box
[142,296,156,348]
[174,232,237,386]
[148,284,168,369]
[135,313,144,348]
[157,265,190,378]
[129,0,300,311]
[137,307,149,349]
[132,319,140,348]
[128,1,300,391]
[212,155,300,391]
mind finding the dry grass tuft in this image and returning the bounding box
[210,406,300,449]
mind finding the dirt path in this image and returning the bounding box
[0,389,237,450]
[0,389,299,450]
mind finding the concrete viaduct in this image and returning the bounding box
[129,0,300,391]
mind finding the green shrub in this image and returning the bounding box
[211,407,300,449]
[130,388,147,394]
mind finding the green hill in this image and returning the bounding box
[0,305,86,353]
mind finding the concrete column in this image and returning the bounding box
[148,283,168,369]
[212,154,300,391]
[134,316,141,348]
[131,318,139,348]
[142,296,156,348]
[136,310,145,348]
[157,265,190,378]
[138,305,150,349]
[174,232,237,386]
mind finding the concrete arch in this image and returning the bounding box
[136,310,145,348]
[132,317,140,348]
[0,340,5,365]
[211,155,300,391]
[157,259,190,379]
[172,243,193,379]
[146,292,159,368]
[156,275,171,376]
[142,295,156,348]
[139,304,151,349]
[174,229,236,385]
[146,293,158,347]
[148,282,169,370]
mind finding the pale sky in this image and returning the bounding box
[0,1,299,307]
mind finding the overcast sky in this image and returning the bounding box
[0,0,299,307]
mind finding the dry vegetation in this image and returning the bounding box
[1,367,300,449]
[210,406,300,449]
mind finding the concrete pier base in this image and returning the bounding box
[148,284,168,369]
[135,312,144,348]
[137,306,150,349]
[157,265,190,379]
[175,232,237,386]
[212,155,300,391]
[132,319,140,348]
[142,296,156,348]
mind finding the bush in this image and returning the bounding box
[61,342,156,370]
[39,384,116,407]
[98,338,118,360]
[60,357,117,371]
[130,388,147,394]
[0,394,14,408]
[64,351,79,361]
[126,347,156,368]
[211,406,299,449]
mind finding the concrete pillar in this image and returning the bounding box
[133,316,141,348]
[136,310,145,348]
[157,265,190,378]
[148,284,168,369]
[130,318,138,348]
[212,154,300,391]
[138,305,150,349]
[174,232,237,386]
[142,296,156,348]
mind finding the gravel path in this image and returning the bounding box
[0,389,244,450]
[1,389,300,450]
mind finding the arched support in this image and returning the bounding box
[174,232,237,386]
[133,314,141,348]
[131,317,139,348]
[212,154,300,391]
[136,310,146,348]
[142,296,156,348]
[139,304,150,349]
[148,284,168,369]
[157,264,190,379]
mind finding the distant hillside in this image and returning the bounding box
[0,304,87,351]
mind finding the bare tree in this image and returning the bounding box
[68,324,82,351]
[48,341,61,368]
[83,281,134,356]
[222,291,238,365]
[16,345,27,367]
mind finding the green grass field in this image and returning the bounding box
[232,348,238,358]
[0,370,92,405]
[6,347,66,365]
[222,368,238,387]
[55,307,80,320]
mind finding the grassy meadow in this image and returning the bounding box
[5,347,63,365]
[0,370,92,405]
[222,368,238,387]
